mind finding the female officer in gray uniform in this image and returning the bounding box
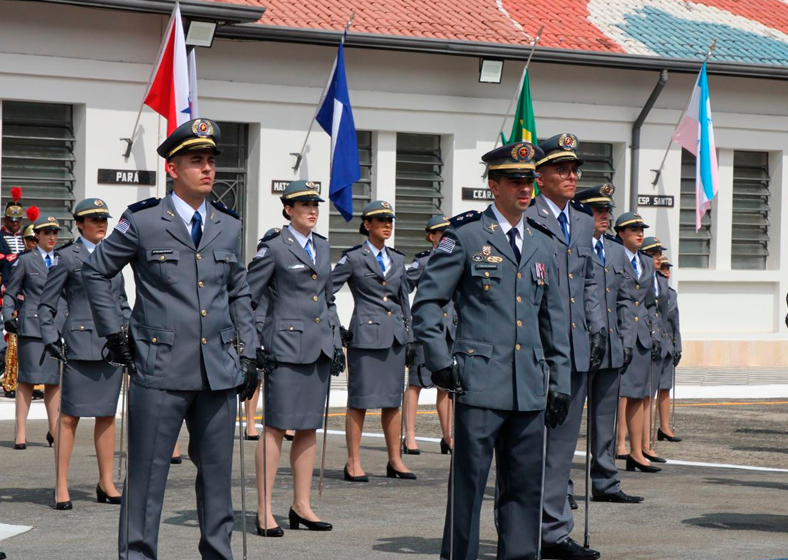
[4,215,66,455]
[247,181,344,536]
[39,198,131,509]
[403,215,455,455]
[332,200,416,481]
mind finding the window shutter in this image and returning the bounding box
[731,150,769,270]
[678,149,712,269]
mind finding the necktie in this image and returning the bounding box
[45,254,52,269]
[191,211,203,248]
[305,239,315,264]
[631,256,639,278]
[376,251,386,273]
[595,239,605,266]
[507,229,521,263]
[558,212,570,245]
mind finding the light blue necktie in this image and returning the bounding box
[558,212,570,245]
[631,256,639,278]
[595,239,605,266]
[305,239,315,264]
[45,254,52,269]
[191,211,203,248]
[376,251,386,273]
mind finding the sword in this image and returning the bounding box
[234,334,248,560]
[123,365,131,560]
[53,338,66,507]
[647,321,656,450]
[261,351,268,533]
[583,374,592,549]
[449,391,457,560]
[118,370,128,481]
[400,361,409,456]
[671,348,677,433]
[318,374,331,497]
[537,384,549,560]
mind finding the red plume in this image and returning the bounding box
[10,186,22,203]
[26,206,39,223]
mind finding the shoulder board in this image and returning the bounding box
[570,199,593,217]
[261,229,281,243]
[58,240,75,251]
[389,247,404,256]
[342,244,363,255]
[210,200,239,219]
[312,231,327,240]
[128,197,160,213]
[526,217,555,238]
[605,233,623,245]
[449,210,481,228]
[415,250,431,258]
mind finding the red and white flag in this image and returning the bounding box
[143,2,191,136]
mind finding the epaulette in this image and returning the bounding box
[342,244,363,255]
[571,199,593,217]
[261,229,281,243]
[526,217,555,238]
[312,231,327,240]
[389,247,404,256]
[128,197,160,213]
[211,199,239,219]
[605,233,623,245]
[449,210,481,228]
[415,250,431,258]
[57,240,75,251]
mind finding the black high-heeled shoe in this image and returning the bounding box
[53,491,73,510]
[288,508,332,531]
[386,462,417,480]
[657,428,682,442]
[440,438,452,455]
[625,455,662,473]
[284,433,295,442]
[642,451,667,464]
[13,441,27,450]
[171,456,183,465]
[244,431,261,441]
[46,432,54,447]
[402,444,421,455]
[615,454,628,460]
[255,515,284,537]
[96,484,122,504]
[343,465,369,483]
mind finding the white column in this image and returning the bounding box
[372,130,397,243]
[713,149,734,271]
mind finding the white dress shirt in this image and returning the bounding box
[81,237,97,254]
[543,196,571,237]
[489,203,524,253]
[171,192,207,233]
[624,246,642,278]
[288,224,315,263]
[366,240,390,274]
[37,245,55,265]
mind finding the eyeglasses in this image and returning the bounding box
[556,166,583,179]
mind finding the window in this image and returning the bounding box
[395,133,444,260]
[329,130,372,263]
[731,150,770,270]
[678,149,712,268]
[576,142,614,189]
[1,101,75,245]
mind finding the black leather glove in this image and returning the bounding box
[340,326,353,348]
[45,341,67,364]
[673,352,682,367]
[588,329,608,373]
[651,339,662,361]
[431,358,462,395]
[255,347,276,376]
[237,357,258,401]
[105,331,135,372]
[621,347,633,375]
[4,320,18,335]
[405,343,416,369]
[545,391,570,429]
[331,348,346,377]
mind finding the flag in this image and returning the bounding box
[187,47,199,118]
[315,33,360,222]
[143,2,190,137]
[672,62,719,231]
[501,70,539,194]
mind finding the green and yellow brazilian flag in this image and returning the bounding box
[500,70,539,195]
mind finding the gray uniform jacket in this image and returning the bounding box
[525,196,604,372]
[590,235,634,370]
[620,250,657,351]
[331,243,411,349]
[3,250,67,338]
[406,249,456,343]
[247,229,341,363]
[654,272,671,358]
[39,238,131,361]
[412,207,571,412]
[81,196,256,392]
[666,287,682,355]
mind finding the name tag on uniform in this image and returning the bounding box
[152,249,173,255]
[288,264,306,270]
[72,267,82,273]
[364,272,378,277]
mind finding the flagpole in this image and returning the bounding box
[291,12,356,172]
[121,3,180,158]
[650,40,717,186]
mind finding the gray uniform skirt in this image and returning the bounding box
[61,360,122,417]
[264,355,330,431]
[658,357,674,391]
[18,336,59,385]
[619,341,651,399]
[347,343,405,409]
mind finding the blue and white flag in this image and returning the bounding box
[316,33,360,222]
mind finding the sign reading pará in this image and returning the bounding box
[98,169,156,185]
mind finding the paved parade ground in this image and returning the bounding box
[1,398,787,560]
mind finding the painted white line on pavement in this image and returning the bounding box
[0,523,33,542]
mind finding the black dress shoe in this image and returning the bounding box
[244,431,261,441]
[343,465,368,483]
[171,456,183,465]
[255,515,284,537]
[96,484,122,504]
[568,494,578,510]
[615,454,628,460]
[284,433,295,442]
[386,462,417,480]
[288,508,332,531]
[32,389,44,400]
[46,431,54,447]
[0,549,6,559]
[592,490,644,503]
[4,390,15,398]
[625,455,661,473]
[53,491,73,511]
[440,438,452,455]
[402,444,421,455]
[13,442,26,450]
[657,428,682,442]
[642,451,667,463]
[542,537,600,560]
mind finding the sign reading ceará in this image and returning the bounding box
[271,180,322,195]
[638,195,674,208]
[461,187,494,201]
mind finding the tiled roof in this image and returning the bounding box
[216,0,788,66]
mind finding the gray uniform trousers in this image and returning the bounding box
[82,195,255,560]
[524,198,604,546]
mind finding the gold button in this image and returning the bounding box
[484,272,490,277]
[387,311,392,317]
[225,256,230,262]
[196,253,202,260]
[516,296,522,303]
[201,337,207,344]
[201,310,207,317]
[151,337,157,343]
[570,297,575,304]
[517,273,522,279]
[289,326,294,331]
[515,344,521,350]
[198,281,204,288]
[636,284,640,290]
[159,255,165,261]
[368,320,373,324]
[34,314,38,318]
[604,267,609,273]
[567,249,571,255]
[656,313,660,317]
[572,323,577,329]
[606,288,611,293]
[634,317,639,322]
[382,281,387,286]
[311,274,317,280]
[80,325,85,331]
[383,296,388,302]
[468,349,474,354]
[315,318,320,323]
[634,301,640,306]
[517,320,523,327]
[608,308,612,313]
[483,285,490,292]
[443,313,448,318]
[313,296,319,302]
[610,328,614,333]
[568,273,574,279]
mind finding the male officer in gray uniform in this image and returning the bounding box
[413,141,571,560]
[524,133,606,560]
[82,118,257,560]
[574,185,643,504]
